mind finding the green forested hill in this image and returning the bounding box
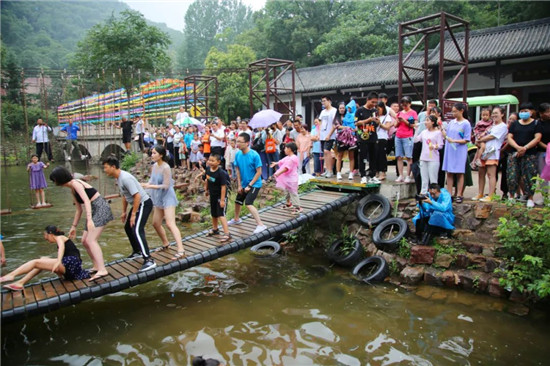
[0,0,183,69]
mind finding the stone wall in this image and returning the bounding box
[312,198,549,315]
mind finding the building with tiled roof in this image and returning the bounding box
[276,17,550,124]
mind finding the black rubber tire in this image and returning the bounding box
[250,241,281,258]
[326,237,364,267]
[372,217,409,252]
[352,256,389,283]
[355,193,392,227]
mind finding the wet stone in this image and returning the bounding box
[454,254,470,269]
[507,303,530,316]
[488,277,506,298]
[409,245,435,265]
[400,266,425,285]
[434,254,453,268]
[424,267,443,286]
[465,217,482,230]
[474,203,492,219]
[441,270,459,287]
[483,258,502,273]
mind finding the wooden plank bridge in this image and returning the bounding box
[1,189,362,323]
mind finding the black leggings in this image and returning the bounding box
[125,198,153,259]
[376,139,388,173]
[358,141,377,178]
[415,216,446,238]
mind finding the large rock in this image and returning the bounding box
[454,253,470,269]
[492,206,509,219]
[400,266,425,285]
[424,267,443,286]
[434,253,453,268]
[474,203,492,219]
[488,277,507,298]
[441,270,459,287]
[409,245,436,265]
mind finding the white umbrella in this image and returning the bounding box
[249,109,283,129]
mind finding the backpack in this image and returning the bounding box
[265,138,276,153]
[252,135,264,152]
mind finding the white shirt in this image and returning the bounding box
[484,122,508,160]
[135,119,144,134]
[376,114,392,140]
[175,112,189,123]
[173,131,183,147]
[32,125,52,143]
[210,128,226,148]
[166,128,175,143]
[319,108,337,140]
[273,128,285,152]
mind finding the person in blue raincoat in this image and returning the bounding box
[335,99,358,180]
[412,183,454,245]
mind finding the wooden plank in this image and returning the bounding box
[192,236,218,248]
[71,279,91,291]
[31,284,48,303]
[2,292,13,311]
[303,190,345,199]
[42,281,58,300]
[51,279,68,296]
[11,290,24,309]
[185,239,214,252]
[22,286,37,306]
[117,260,140,275]
[182,244,202,255]
[109,262,134,277]
[59,278,78,293]
[150,250,173,265]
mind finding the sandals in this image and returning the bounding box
[292,207,303,215]
[160,244,170,251]
[281,204,293,210]
[455,196,463,203]
[172,251,186,260]
[3,283,23,291]
[219,233,232,243]
[206,229,220,237]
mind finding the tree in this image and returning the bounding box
[178,0,253,70]
[1,41,22,104]
[203,44,258,121]
[71,10,171,103]
[237,0,354,67]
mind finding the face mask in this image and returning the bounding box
[519,112,531,120]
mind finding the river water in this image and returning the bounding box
[1,164,549,365]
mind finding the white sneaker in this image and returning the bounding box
[325,172,333,178]
[66,156,71,161]
[81,155,86,160]
[526,199,535,208]
[336,172,342,181]
[534,198,544,206]
[35,203,42,207]
[253,225,267,234]
[369,177,381,184]
[227,218,242,225]
[396,175,404,183]
[348,172,354,180]
[404,176,412,183]
[360,176,368,184]
[320,171,329,177]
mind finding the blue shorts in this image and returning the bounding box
[395,137,413,158]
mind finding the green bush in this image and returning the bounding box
[496,184,550,299]
[120,152,141,171]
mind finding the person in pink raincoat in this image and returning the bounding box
[270,142,302,214]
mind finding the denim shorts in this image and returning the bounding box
[395,137,413,158]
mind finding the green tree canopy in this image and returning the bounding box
[179,0,253,70]
[71,10,171,99]
[204,44,258,121]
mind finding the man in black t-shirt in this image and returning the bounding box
[204,154,232,243]
[355,91,379,184]
[115,116,133,153]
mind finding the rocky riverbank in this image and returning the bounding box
[129,158,282,225]
[302,197,550,316]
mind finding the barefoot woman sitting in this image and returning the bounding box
[1,225,90,291]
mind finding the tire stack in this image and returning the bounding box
[351,193,409,283]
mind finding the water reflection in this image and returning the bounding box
[1,166,550,365]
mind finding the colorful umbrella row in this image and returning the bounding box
[57,78,195,125]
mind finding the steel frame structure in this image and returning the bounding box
[183,75,219,120]
[398,12,469,109]
[248,58,296,121]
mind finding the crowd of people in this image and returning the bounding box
[4,98,549,290]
